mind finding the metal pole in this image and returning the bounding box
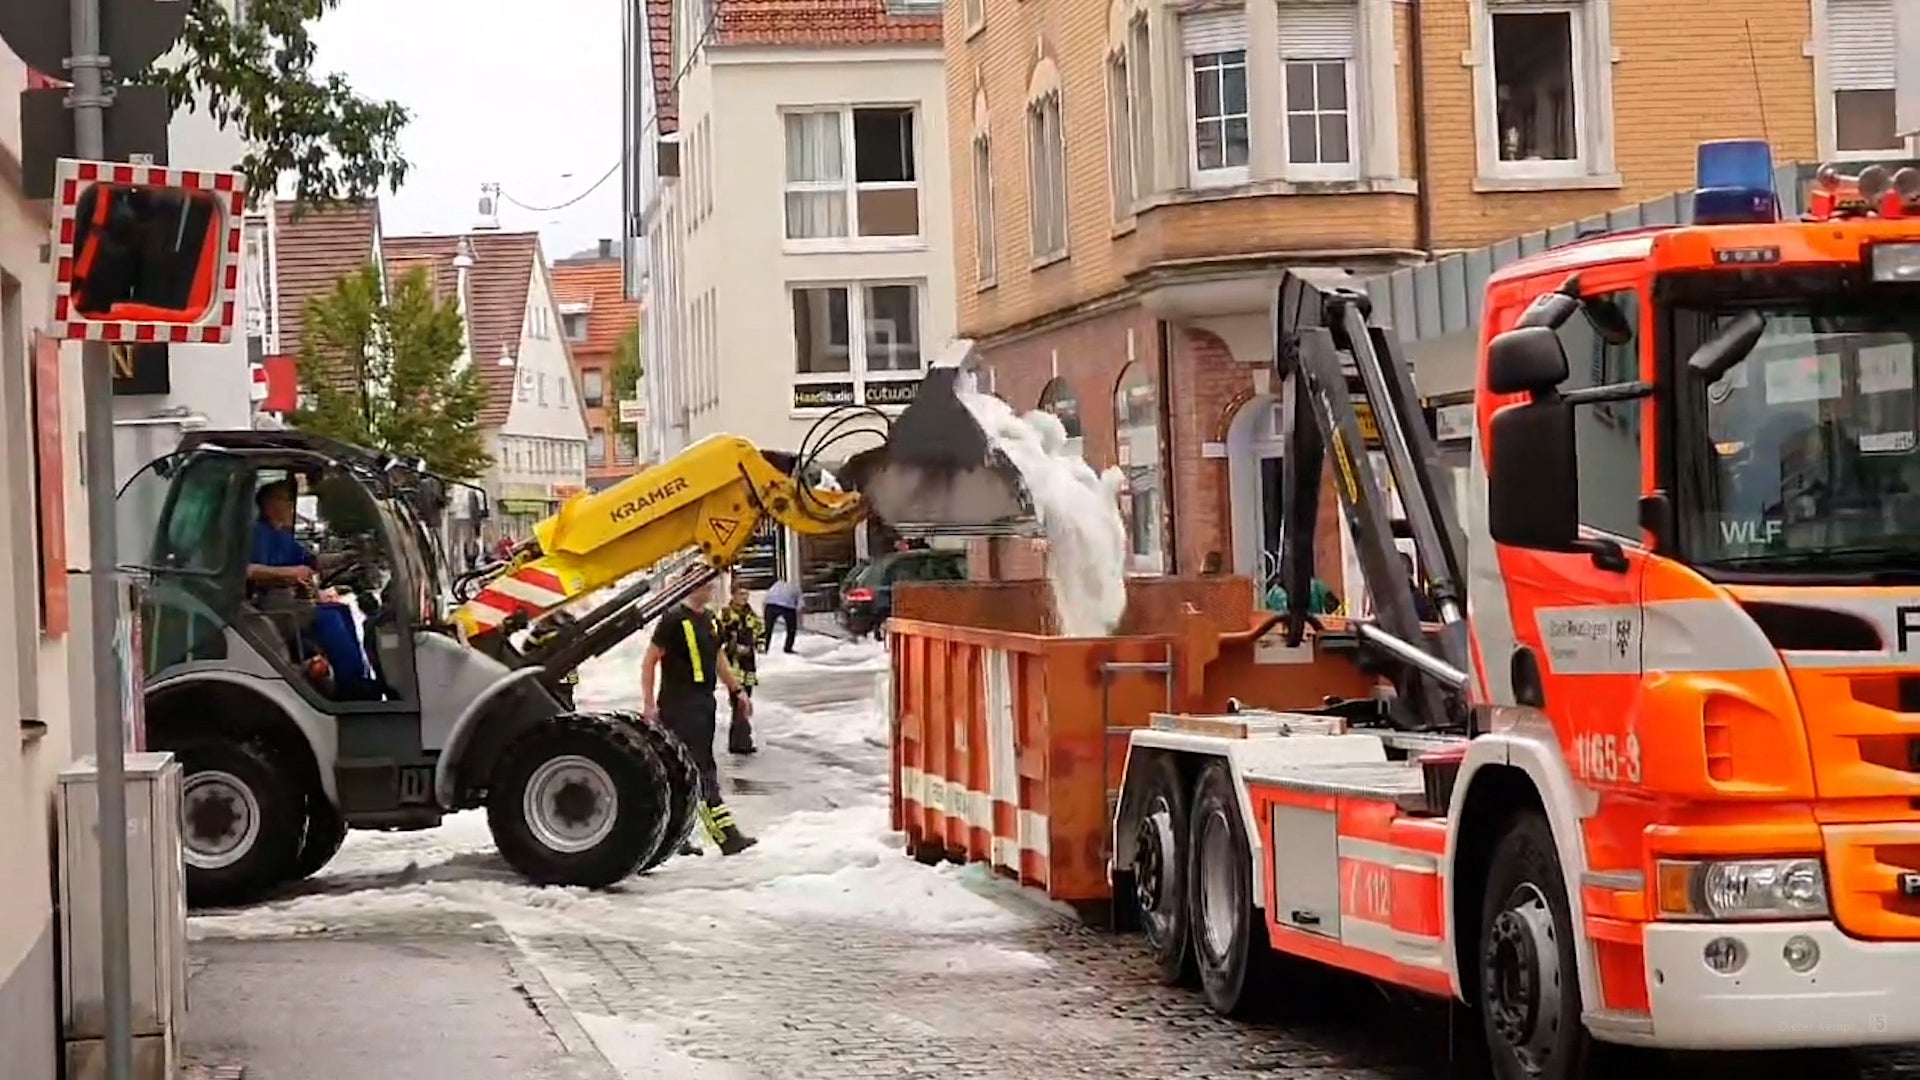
[68,0,136,1072]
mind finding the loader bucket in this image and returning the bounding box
[842,366,1038,536]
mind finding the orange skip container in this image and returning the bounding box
[887,576,1376,918]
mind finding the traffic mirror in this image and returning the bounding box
[50,159,246,344]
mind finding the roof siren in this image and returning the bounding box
[1692,140,1779,225]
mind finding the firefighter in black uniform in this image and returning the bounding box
[641,579,759,856]
[715,582,764,755]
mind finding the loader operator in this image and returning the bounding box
[246,480,375,699]
[716,582,764,756]
[641,579,759,856]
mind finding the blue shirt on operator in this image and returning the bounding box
[249,485,373,690]
[250,518,315,571]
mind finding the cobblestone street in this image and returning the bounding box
[181,638,1920,1080]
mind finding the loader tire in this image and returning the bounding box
[174,738,306,909]
[292,793,350,882]
[622,711,702,871]
[487,713,671,887]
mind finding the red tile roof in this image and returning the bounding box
[714,0,942,46]
[381,231,541,427]
[551,259,640,360]
[272,201,382,373]
[647,0,677,135]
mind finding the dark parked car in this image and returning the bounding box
[838,549,967,638]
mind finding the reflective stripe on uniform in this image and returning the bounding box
[682,618,705,683]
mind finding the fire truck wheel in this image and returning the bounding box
[1477,810,1591,1080]
[1134,754,1195,985]
[1188,760,1276,1017]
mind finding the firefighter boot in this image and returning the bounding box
[699,802,759,856]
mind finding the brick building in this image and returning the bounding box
[947,0,1826,594]
[553,241,644,489]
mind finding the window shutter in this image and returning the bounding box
[1829,0,1896,90]
[1276,1,1357,59]
[1181,9,1248,55]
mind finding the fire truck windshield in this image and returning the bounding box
[1676,299,1920,575]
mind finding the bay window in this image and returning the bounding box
[1279,2,1359,180]
[1181,10,1251,187]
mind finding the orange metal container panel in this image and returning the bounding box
[890,576,1376,910]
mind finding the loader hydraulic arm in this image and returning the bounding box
[453,434,867,641]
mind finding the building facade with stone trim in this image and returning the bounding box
[948,0,1839,598]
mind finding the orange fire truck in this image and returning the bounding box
[1104,141,1920,1078]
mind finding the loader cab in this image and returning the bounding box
[118,443,429,715]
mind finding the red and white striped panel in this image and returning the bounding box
[48,158,247,345]
[463,566,573,630]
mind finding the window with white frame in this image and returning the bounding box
[1828,0,1900,155]
[588,428,607,467]
[582,367,605,407]
[701,116,715,217]
[1279,2,1359,180]
[1181,11,1251,186]
[1485,1,1596,178]
[782,107,920,242]
[972,134,998,284]
[790,281,925,407]
[705,289,718,408]
[1127,17,1155,200]
[1108,49,1136,217]
[1027,91,1069,260]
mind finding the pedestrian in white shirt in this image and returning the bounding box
[762,578,802,654]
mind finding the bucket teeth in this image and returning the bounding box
[843,368,1038,536]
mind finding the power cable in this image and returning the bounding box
[495,3,721,216]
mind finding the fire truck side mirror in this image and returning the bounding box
[1487,400,1578,553]
[68,181,226,323]
[1485,326,1569,398]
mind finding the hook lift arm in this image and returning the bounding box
[1272,268,1472,730]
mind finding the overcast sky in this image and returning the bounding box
[309,0,627,259]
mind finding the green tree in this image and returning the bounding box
[294,264,490,480]
[609,326,642,404]
[142,0,410,204]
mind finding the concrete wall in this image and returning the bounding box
[0,37,79,1080]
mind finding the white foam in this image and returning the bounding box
[956,391,1128,637]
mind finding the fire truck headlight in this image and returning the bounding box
[1868,242,1920,283]
[1655,857,1829,920]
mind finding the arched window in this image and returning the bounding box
[1036,376,1082,451]
[1112,363,1164,572]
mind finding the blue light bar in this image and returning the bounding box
[1693,139,1779,225]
